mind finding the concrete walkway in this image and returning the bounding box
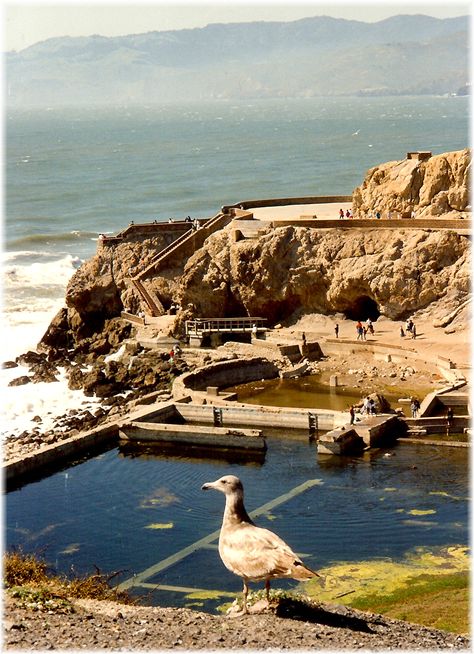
[251,202,352,221]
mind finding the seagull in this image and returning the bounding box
[201,474,319,613]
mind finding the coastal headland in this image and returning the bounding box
[4,148,470,453]
[3,149,471,649]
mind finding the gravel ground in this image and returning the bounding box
[4,594,470,651]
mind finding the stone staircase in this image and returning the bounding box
[130,211,234,315]
[130,278,165,316]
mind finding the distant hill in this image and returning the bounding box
[6,14,469,106]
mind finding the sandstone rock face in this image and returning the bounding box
[176,226,469,323]
[352,149,470,219]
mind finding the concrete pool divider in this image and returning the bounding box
[170,354,348,437]
[170,342,469,450]
[3,397,268,488]
[4,421,119,489]
[5,344,468,486]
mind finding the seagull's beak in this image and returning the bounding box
[201,482,213,491]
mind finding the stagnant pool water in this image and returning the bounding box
[225,375,433,411]
[6,432,469,613]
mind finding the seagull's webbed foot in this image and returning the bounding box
[226,605,248,618]
[226,581,250,618]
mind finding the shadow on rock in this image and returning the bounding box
[275,598,375,634]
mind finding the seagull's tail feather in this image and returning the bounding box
[292,560,321,580]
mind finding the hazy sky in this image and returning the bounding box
[4,0,471,52]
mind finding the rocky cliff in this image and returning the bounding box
[175,226,469,325]
[38,150,471,359]
[352,149,470,219]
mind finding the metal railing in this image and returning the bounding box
[185,317,267,336]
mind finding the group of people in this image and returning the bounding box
[168,343,181,362]
[355,318,374,340]
[400,318,417,339]
[168,301,181,315]
[350,396,377,423]
[338,208,353,219]
[337,208,402,220]
[350,396,456,436]
[362,396,377,416]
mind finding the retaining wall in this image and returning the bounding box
[173,357,280,397]
[177,402,339,431]
[222,195,353,212]
[99,221,194,247]
[270,218,470,231]
[5,423,118,487]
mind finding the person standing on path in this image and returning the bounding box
[368,398,376,415]
[349,405,356,425]
[446,407,454,436]
[334,323,339,338]
[411,397,420,418]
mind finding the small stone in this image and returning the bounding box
[4,620,24,631]
[2,361,18,369]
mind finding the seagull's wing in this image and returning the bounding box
[219,523,316,581]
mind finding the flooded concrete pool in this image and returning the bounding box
[225,374,433,412]
[5,429,469,613]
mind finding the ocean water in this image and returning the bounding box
[3,96,469,436]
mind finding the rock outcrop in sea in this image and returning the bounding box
[38,149,470,364]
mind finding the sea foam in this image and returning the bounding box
[2,252,80,360]
[2,252,100,439]
[1,364,100,439]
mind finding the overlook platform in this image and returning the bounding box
[185,317,267,346]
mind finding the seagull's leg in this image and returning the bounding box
[265,578,271,605]
[242,579,249,614]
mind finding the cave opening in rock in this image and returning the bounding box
[344,296,380,322]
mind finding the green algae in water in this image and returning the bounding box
[304,545,469,606]
[145,522,174,530]
[59,543,80,555]
[185,589,237,600]
[305,545,471,634]
[408,509,437,516]
[139,487,180,509]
